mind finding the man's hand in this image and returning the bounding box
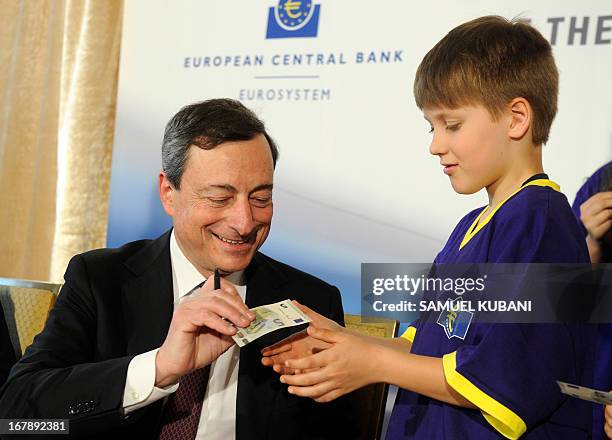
[261,301,342,374]
[580,191,612,263]
[155,276,255,387]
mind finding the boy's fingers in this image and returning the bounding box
[262,355,296,374]
[314,388,343,403]
[293,301,328,325]
[293,300,315,316]
[261,342,292,356]
[273,364,299,375]
[307,326,342,343]
[285,351,326,370]
[280,369,326,386]
[287,381,333,399]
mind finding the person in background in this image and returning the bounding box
[572,161,612,439]
[573,162,612,264]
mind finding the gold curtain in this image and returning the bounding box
[0,0,123,282]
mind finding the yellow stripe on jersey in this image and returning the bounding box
[459,179,560,250]
[400,326,417,343]
[442,351,527,439]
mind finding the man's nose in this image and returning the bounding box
[227,198,256,236]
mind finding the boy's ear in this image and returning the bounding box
[507,98,532,140]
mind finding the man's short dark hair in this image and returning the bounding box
[162,98,279,189]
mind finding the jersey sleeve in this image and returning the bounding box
[442,323,581,439]
[400,325,417,343]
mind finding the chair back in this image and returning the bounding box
[0,278,61,359]
[343,314,399,440]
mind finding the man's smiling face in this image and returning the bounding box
[159,134,274,276]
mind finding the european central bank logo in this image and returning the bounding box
[266,0,321,39]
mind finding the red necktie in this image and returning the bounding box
[158,365,211,439]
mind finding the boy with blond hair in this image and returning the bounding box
[262,16,595,439]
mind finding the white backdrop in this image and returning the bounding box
[108,0,612,315]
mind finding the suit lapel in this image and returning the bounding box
[243,253,288,308]
[121,230,174,355]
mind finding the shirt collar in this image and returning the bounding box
[170,231,246,302]
[521,173,549,187]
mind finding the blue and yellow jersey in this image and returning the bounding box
[388,177,595,439]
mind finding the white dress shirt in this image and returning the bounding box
[122,231,246,439]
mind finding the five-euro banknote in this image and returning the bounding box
[232,300,310,347]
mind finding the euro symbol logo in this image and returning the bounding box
[437,304,472,340]
[283,1,302,19]
[266,0,319,39]
[447,310,457,333]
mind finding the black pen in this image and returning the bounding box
[214,268,220,290]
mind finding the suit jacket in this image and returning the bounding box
[0,303,16,387]
[0,231,356,439]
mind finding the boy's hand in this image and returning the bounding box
[278,326,378,403]
[261,328,330,374]
[261,301,341,374]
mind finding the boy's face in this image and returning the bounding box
[424,105,510,195]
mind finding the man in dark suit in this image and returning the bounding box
[0,99,353,439]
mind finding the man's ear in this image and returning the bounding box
[158,172,176,216]
[507,97,532,141]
